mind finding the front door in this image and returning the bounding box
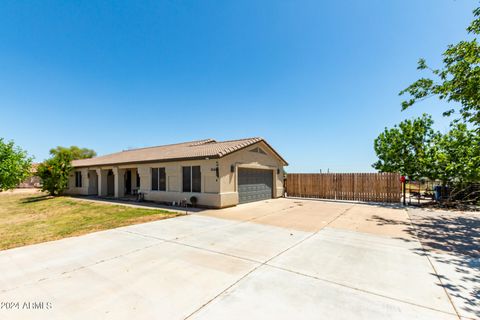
[125,170,132,194]
[107,170,114,196]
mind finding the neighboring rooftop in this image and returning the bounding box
[72,137,287,167]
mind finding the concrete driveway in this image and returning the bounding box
[0,198,478,320]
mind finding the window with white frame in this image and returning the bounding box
[151,168,166,191]
[182,166,201,193]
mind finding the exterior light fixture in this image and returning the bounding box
[230,165,235,173]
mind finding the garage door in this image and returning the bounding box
[238,168,273,204]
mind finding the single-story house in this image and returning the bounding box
[66,137,288,208]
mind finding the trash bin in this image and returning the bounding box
[434,186,442,201]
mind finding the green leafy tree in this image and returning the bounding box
[400,7,480,129]
[49,146,96,160]
[372,114,438,180]
[37,146,96,196]
[430,123,480,184]
[374,116,480,185]
[0,138,33,191]
[36,152,73,196]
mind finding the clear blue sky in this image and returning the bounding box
[0,1,476,172]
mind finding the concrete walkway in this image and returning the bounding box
[69,195,203,214]
[0,198,477,319]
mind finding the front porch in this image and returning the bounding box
[90,167,142,199]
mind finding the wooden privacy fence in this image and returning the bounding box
[286,173,402,203]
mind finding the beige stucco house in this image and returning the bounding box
[66,138,287,208]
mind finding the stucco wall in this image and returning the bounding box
[65,168,87,195]
[133,159,221,207]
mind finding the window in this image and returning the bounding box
[192,166,201,192]
[183,166,201,193]
[75,171,82,188]
[151,168,166,191]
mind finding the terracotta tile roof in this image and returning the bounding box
[72,137,287,167]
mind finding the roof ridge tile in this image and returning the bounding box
[122,139,213,153]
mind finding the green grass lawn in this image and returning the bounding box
[0,192,181,250]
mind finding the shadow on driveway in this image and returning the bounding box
[369,209,480,318]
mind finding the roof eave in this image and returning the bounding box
[71,154,222,168]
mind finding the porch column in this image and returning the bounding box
[96,169,108,196]
[113,167,125,198]
[81,168,89,193]
[137,167,151,193]
[87,170,98,195]
[131,168,138,191]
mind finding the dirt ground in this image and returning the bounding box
[0,188,42,195]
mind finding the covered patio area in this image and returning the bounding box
[86,167,141,199]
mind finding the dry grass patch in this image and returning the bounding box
[0,192,181,250]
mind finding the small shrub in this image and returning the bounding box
[190,196,198,207]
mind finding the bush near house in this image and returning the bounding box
[37,146,96,196]
[37,152,73,196]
